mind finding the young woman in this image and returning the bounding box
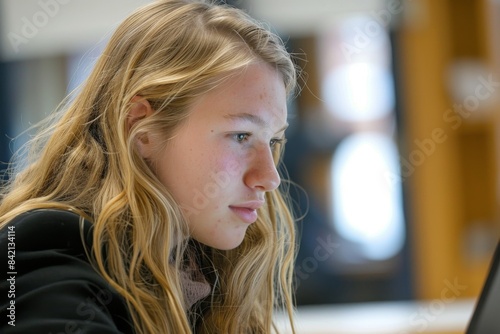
[0,0,298,333]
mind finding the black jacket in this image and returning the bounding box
[0,209,135,334]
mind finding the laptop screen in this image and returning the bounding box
[466,241,500,333]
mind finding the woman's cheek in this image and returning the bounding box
[213,141,250,180]
[217,155,241,179]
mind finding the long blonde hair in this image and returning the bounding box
[0,0,298,333]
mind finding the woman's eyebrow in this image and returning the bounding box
[223,112,288,132]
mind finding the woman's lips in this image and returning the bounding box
[229,206,258,224]
[229,201,264,224]
[229,200,264,224]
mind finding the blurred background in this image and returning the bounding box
[1,0,500,332]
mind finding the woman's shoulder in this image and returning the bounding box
[1,208,93,254]
[0,209,135,333]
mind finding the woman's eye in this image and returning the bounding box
[234,133,250,143]
[270,138,286,148]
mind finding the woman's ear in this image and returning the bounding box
[128,95,154,130]
[128,96,155,158]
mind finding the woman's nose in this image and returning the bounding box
[243,145,281,192]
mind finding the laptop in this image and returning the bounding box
[466,241,500,333]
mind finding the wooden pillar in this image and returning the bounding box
[398,0,498,300]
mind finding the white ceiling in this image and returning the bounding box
[1,0,385,61]
[247,0,385,36]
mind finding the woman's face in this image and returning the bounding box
[151,62,288,250]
